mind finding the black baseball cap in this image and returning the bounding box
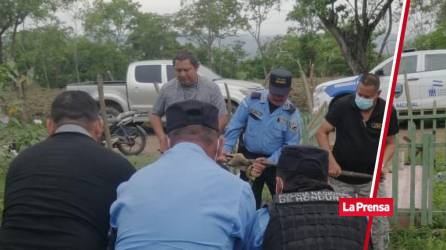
[277,145,329,181]
[269,68,292,96]
[165,100,219,133]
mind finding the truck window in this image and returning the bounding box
[381,61,393,76]
[135,65,162,83]
[399,55,417,74]
[377,55,417,76]
[426,54,446,71]
[167,65,175,81]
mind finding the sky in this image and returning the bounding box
[136,0,296,36]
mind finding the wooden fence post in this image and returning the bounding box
[224,83,233,118]
[297,60,313,112]
[97,74,112,149]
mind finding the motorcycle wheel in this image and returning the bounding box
[117,125,147,155]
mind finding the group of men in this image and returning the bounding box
[0,51,398,250]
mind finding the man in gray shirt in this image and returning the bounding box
[149,51,228,153]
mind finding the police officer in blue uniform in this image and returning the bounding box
[222,68,302,208]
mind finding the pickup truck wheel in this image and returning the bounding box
[105,105,121,120]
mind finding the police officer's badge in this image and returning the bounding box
[289,120,299,132]
[274,77,287,85]
[249,108,263,120]
[277,116,287,124]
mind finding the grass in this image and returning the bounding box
[127,154,159,169]
[261,186,273,205]
[388,150,446,249]
[389,227,446,250]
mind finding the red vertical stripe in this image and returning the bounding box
[362,1,411,249]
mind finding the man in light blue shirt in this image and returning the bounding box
[223,68,302,208]
[110,100,257,250]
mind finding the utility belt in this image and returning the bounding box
[237,144,268,160]
[238,131,268,159]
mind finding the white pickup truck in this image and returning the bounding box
[313,50,446,112]
[67,60,264,120]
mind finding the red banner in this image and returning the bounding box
[338,198,394,216]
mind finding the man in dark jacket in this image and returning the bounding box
[0,91,135,250]
[249,145,369,250]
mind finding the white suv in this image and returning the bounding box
[313,50,446,112]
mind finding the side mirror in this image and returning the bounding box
[375,69,385,76]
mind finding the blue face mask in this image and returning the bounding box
[355,94,374,110]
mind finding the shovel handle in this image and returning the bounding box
[225,154,373,179]
[339,170,373,179]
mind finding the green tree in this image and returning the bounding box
[312,33,354,76]
[213,40,247,78]
[67,37,130,83]
[14,28,133,88]
[242,0,281,77]
[288,0,394,74]
[83,0,140,46]
[438,1,446,27]
[413,29,446,50]
[409,0,444,35]
[0,0,74,63]
[13,25,72,88]
[409,1,446,50]
[175,0,246,69]
[243,33,353,79]
[128,13,180,59]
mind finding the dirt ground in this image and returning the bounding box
[143,134,161,156]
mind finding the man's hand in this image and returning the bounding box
[250,160,266,178]
[250,163,265,178]
[217,150,230,164]
[254,157,268,165]
[329,160,342,177]
[158,136,168,154]
[150,114,169,154]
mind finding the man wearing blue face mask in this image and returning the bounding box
[315,73,398,250]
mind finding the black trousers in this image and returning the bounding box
[239,146,276,209]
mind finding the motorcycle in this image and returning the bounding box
[104,111,147,155]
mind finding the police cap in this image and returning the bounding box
[269,68,292,96]
[277,145,328,181]
[166,100,219,133]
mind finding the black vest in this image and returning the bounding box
[263,190,368,250]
